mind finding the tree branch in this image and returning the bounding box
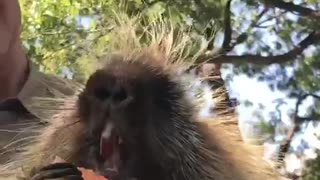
[309,93,320,100]
[222,0,233,51]
[254,10,287,28]
[266,0,320,19]
[296,116,313,122]
[276,92,320,169]
[275,92,306,169]
[203,31,320,65]
[250,8,269,28]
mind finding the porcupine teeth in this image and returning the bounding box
[100,122,114,160]
[118,137,123,145]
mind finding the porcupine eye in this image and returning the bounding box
[94,88,110,100]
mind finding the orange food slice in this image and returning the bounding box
[78,167,108,180]
[53,156,108,180]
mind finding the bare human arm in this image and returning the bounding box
[0,0,28,101]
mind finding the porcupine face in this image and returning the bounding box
[77,57,188,180]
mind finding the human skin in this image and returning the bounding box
[0,0,28,101]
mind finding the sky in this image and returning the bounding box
[221,0,320,173]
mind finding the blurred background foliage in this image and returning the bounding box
[19,0,226,82]
[19,0,320,179]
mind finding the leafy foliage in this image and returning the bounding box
[302,150,320,180]
[20,0,226,82]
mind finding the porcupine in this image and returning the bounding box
[0,13,279,180]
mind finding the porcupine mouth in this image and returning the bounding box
[99,122,124,179]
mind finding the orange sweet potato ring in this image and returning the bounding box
[53,156,108,180]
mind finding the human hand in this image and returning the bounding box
[34,156,108,180]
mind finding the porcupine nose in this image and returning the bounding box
[110,83,133,108]
[112,84,127,102]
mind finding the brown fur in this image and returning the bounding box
[0,13,280,179]
[0,58,279,180]
[0,106,279,180]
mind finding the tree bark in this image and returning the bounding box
[198,31,320,65]
[265,0,320,19]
